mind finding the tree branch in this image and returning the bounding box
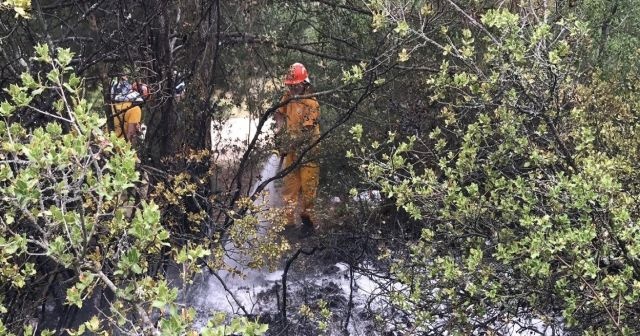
[219,32,365,63]
[313,0,372,16]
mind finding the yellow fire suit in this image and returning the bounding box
[112,102,142,139]
[276,93,320,226]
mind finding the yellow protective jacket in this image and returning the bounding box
[276,93,320,150]
[112,102,142,138]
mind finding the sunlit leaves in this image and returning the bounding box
[34,43,51,62]
[0,101,14,117]
[420,3,432,16]
[201,316,268,336]
[394,20,410,37]
[116,248,145,275]
[398,48,410,62]
[151,280,178,309]
[19,73,37,89]
[481,8,519,29]
[460,29,475,59]
[350,3,640,333]
[55,47,73,67]
[84,316,102,333]
[342,63,366,83]
[372,12,387,32]
[349,124,363,142]
[175,244,211,264]
[175,243,211,282]
[6,83,31,106]
[1,0,31,18]
[531,23,551,45]
[65,273,96,308]
[128,201,168,251]
[0,43,184,334]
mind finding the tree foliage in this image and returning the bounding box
[352,0,640,334]
[0,44,268,335]
[2,0,640,334]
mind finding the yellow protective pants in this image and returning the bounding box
[282,152,319,226]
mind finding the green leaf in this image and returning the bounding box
[398,48,410,62]
[349,124,363,142]
[56,47,74,67]
[68,73,81,88]
[394,20,410,37]
[420,3,433,16]
[84,315,101,332]
[65,325,85,336]
[0,100,14,116]
[4,0,31,19]
[47,68,61,83]
[23,324,34,336]
[66,286,83,308]
[34,43,51,62]
[20,73,37,89]
[151,281,178,309]
[371,12,386,32]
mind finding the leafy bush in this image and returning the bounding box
[0,45,267,335]
[352,4,640,334]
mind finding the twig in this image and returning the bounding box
[281,247,318,324]
[95,270,159,335]
[444,0,500,46]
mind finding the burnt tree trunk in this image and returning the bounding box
[147,0,178,164]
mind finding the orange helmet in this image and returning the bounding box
[283,63,309,85]
[132,82,150,100]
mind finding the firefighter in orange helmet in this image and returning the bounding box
[275,63,321,231]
